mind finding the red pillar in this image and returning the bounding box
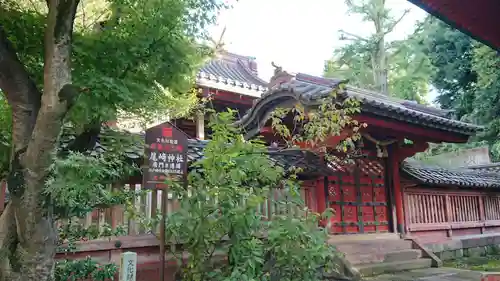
[316,177,328,228]
[391,144,405,234]
[316,177,326,214]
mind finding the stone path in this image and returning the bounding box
[365,268,499,281]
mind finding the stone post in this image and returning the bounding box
[119,251,137,281]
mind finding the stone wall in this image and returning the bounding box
[56,235,185,281]
[424,233,500,261]
[420,146,491,168]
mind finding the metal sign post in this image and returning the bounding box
[143,122,188,281]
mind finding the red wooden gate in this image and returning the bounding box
[326,155,390,234]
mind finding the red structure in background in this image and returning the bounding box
[326,153,390,234]
[402,0,500,235]
[400,159,500,243]
[173,51,266,139]
[239,69,479,236]
[47,0,500,269]
[408,0,500,51]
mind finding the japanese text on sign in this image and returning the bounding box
[119,252,137,281]
[148,139,185,176]
[126,259,135,281]
[143,122,188,189]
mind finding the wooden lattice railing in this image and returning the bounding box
[60,182,318,237]
[484,196,500,221]
[404,189,500,232]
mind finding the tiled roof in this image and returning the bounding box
[402,159,500,188]
[236,72,482,139]
[467,163,500,173]
[70,127,331,178]
[86,131,389,180]
[62,128,498,189]
[196,51,268,97]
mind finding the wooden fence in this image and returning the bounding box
[404,188,500,239]
[67,182,318,238]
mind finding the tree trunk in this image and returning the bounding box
[0,1,80,280]
[371,0,389,95]
[0,202,58,281]
[376,37,388,95]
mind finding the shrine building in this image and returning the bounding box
[44,50,500,278]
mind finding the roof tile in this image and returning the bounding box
[236,72,481,138]
[75,128,331,178]
[196,51,268,96]
[64,128,500,189]
[402,159,500,188]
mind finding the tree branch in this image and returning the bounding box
[338,29,369,42]
[0,27,42,151]
[384,9,410,36]
[23,0,81,174]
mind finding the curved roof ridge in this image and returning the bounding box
[216,50,256,62]
[345,87,481,129]
[236,71,481,139]
[346,86,455,118]
[196,51,268,97]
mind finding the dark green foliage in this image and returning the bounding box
[164,110,343,281]
[0,96,11,178]
[470,44,500,158]
[55,257,118,281]
[417,16,500,160]
[55,219,127,281]
[0,0,228,214]
[0,0,228,278]
[418,17,477,118]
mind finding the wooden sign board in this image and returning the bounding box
[143,122,188,189]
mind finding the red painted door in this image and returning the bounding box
[326,156,390,234]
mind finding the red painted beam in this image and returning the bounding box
[357,115,469,143]
[209,89,256,105]
[397,142,429,162]
[408,0,500,51]
[293,129,353,151]
[260,126,274,134]
[390,145,405,234]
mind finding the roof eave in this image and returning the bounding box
[407,0,500,51]
[196,78,266,98]
[361,105,481,137]
[237,80,481,141]
[401,161,500,189]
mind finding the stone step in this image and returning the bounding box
[333,238,414,264]
[328,233,400,243]
[383,249,422,263]
[333,238,413,252]
[356,258,433,277]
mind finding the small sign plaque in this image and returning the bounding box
[143,122,188,189]
[119,251,137,281]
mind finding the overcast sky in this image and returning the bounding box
[208,0,438,103]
